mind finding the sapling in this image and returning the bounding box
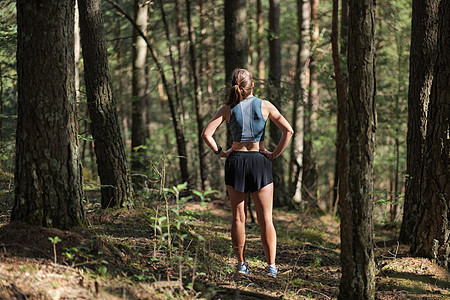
[49,236,61,264]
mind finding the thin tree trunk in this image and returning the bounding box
[302,0,319,204]
[175,0,186,100]
[12,0,85,228]
[411,0,449,269]
[186,0,207,191]
[289,0,310,203]
[256,0,265,82]
[131,0,149,189]
[268,0,287,207]
[340,0,349,61]
[333,0,349,212]
[107,0,190,184]
[75,0,81,104]
[159,0,185,135]
[332,0,348,223]
[339,0,376,298]
[78,0,133,208]
[399,0,439,245]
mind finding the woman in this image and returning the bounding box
[201,68,293,278]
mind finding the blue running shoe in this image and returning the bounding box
[237,262,249,274]
[265,265,278,278]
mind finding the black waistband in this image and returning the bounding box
[229,151,262,156]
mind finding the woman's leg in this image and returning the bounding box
[227,185,247,263]
[251,183,276,265]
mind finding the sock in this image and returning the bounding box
[268,264,276,268]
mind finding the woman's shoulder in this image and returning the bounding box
[260,99,276,109]
[216,104,231,120]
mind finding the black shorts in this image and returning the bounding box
[225,151,273,193]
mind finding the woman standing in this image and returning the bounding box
[201,68,293,278]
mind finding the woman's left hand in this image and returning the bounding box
[219,147,234,158]
[259,149,274,160]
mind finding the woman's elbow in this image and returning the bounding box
[201,129,209,141]
[285,127,294,137]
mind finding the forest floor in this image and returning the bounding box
[0,185,449,299]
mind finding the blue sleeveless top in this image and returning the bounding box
[229,97,267,142]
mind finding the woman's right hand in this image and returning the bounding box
[219,147,234,158]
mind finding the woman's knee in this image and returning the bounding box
[257,216,273,228]
[233,210,247,224]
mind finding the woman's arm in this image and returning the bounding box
[201,105,231,157]
[260,101,294,159]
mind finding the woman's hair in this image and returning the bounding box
[226,68,253,107]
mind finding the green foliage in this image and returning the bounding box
[62,243,109,276]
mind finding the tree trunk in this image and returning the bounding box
[224,0,248,148]
[333,0,349,213]
[78,0,133,208]
[175,0,186,100]
[256,0,265,81]
[340,0,349,61]
[131,0,149,189]
[268,0,288,207]
[411,0,450,269]
[289,0,310,203]
[224,0,248,83]
[186,0,207,191]
[12,0,85,229]
[331,0,348,219]
[302,0,319,205]
[339,0,376,298]
[399,0,439,245]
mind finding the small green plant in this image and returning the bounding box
[62,243,108,273]
[49,236,61,264]
[97,265,107,276]
[311,253,322,269]
[192,189,219,208]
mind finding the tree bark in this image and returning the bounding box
[411,0,449,269]
[131,0,149,189]
[12,0,85,229]
[399,0,439,245]
[339,0,376,298]
[78,0,133,208]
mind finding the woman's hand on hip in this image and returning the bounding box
[219,147,234,158]
[259,149,273,160]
